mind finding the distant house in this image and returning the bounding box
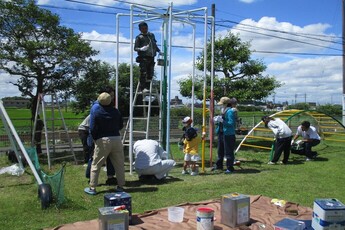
[2,98,30,108]
[170,96,184,108]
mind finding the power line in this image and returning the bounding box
[219,19,342,45]
[84,38,342,56]
[40,2,344,54]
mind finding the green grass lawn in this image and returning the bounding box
[0,139,344,229]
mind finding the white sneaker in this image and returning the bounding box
[182,170,188,175]
[190,171,198,176]
[267,161,276,165]
[142,88,150,93]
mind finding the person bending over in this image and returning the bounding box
[291,120,320,161]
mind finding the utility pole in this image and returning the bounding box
[342,0,345,124]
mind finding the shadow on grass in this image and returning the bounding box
[126,176,183,187]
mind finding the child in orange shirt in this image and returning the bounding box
[182,127,201,176]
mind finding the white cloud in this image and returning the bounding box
[226,16,342,105]
[239,0,257,3]
[232,17,333,54]
[0,72,21,99]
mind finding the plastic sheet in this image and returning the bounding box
[0,163,25,176]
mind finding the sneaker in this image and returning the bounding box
[190,171,198,176]
[142,88,150,93]
[267,161,276,165]
[234,160,241,166]
[106,177,117,185]
[115,186,124,192]
[224,169,233,174]
[182,170,188,175]
[279,161,287,165]
[84,187,97,195]
[305,158,313,161]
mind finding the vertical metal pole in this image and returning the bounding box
[129,5,134,174]
[159,23,164,145]
[166,3,173,155]
[161,18,168,150]
[209,5,216,166]
[191,26,196,122]
[342,0,345,125]
[201,8,208,172]
[115,14,120,108]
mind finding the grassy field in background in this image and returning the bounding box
[0,139,344,229]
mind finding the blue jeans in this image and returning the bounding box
[216,133,236,171]
[224,134,236,171]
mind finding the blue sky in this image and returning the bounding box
[1,0,343,105]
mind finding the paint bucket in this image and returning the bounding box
[196,207,214,230]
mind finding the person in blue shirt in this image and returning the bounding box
[213,97,236,174]
[84,92,125,195]
[85,86,116,185]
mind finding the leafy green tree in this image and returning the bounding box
[178,32,280,102]
[71,62,145,117]
[287,103,310,110]
[317,104,342,116]
[0,0,98,118]
[71,61,115,114]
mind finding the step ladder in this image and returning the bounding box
[122,80,161,147]
[33,93,77,169]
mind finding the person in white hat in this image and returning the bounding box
[212,97,236,174]
[178,116,193,149]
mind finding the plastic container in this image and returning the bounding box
[197,207,214,230]
[168,207,184,223]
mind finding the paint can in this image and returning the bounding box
[196,207,214,230]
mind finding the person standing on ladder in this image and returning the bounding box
[134,22,162,93]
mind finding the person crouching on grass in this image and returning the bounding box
[182,127,201,176]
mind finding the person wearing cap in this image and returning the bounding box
[133,139,176,180]
[213,97,236,174]
[182,127,201,176]
[178,116,193,149]
[261,116,292,165]
[134,22,162,93]
[85,86,116,186]
[84,92,125,195]
[291,120,320,161]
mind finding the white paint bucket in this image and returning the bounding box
[196,207,214,230]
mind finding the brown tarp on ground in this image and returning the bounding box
[49,195,313,230]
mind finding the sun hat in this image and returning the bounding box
[97,92,112,106]
[217,97,231,105]
[182,116,192,124]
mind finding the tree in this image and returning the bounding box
[0,0,98,118]
[178,32,280,102]
[71,62,149,117]
[71,61,116,114]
